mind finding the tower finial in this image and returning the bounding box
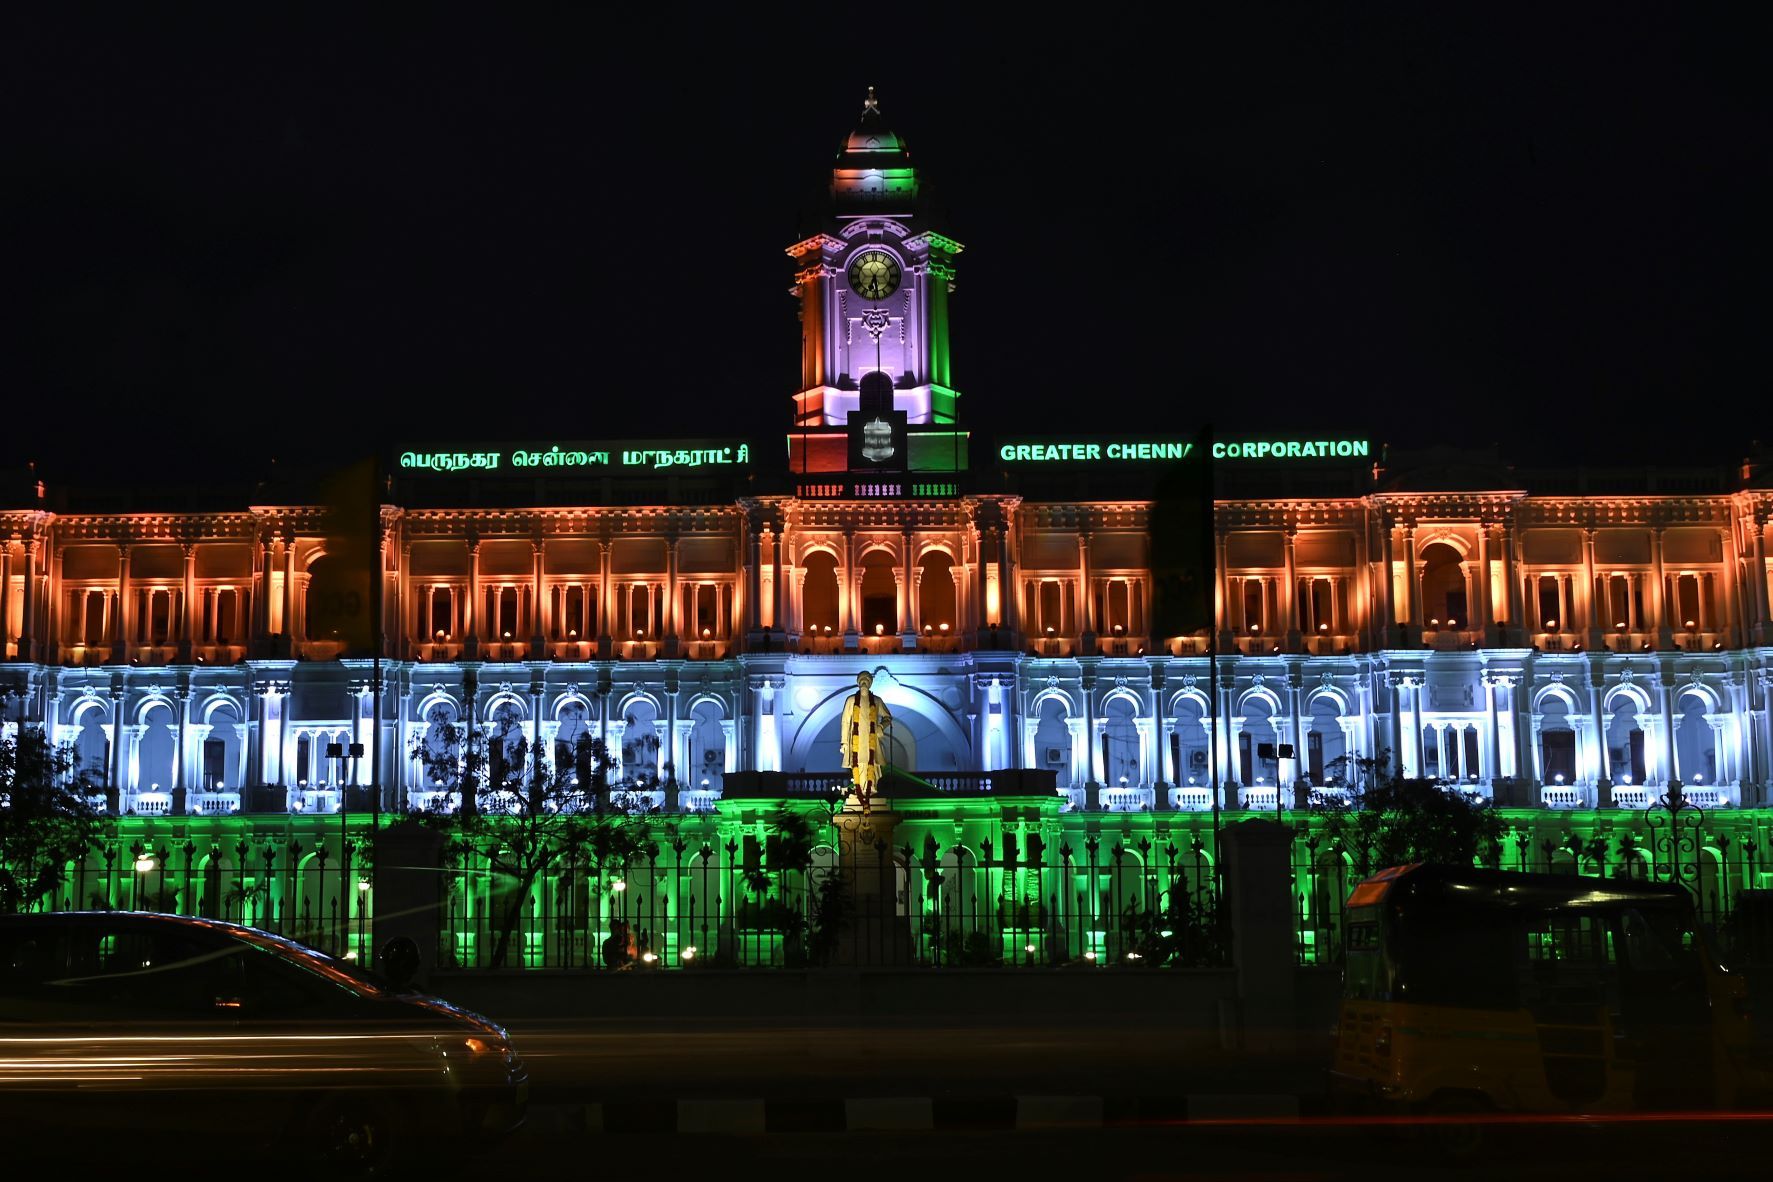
[864,85,879,114]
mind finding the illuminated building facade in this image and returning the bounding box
[5,94,1773,944]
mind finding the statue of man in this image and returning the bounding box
[840,670,892,812]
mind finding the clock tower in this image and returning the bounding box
[787,89,966,482]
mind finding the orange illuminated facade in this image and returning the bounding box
[3,93,1772,822]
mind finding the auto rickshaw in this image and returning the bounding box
[1331,864,1763,1117]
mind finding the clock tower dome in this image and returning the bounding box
[787,89,966,481]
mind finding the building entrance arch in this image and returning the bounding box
[784,679,966,776]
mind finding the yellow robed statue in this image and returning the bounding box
[840,670,892,813]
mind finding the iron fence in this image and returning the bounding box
[31,828,375,964]
[439,827,1228,970]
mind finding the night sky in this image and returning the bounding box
[5,10,1766,493]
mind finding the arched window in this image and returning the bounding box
[918,550,957,633]
[1034,698,1072,789]
[1676,692,1717,786]
[1238,695,1276,785]
[554,700,593,788]
[1539,696,1576,785]
[1102,696,1140,787]
[1307,695,1345,783]
[621,700,661,787]
[1170,698,1209,786]
[202,704,241,790]
[801,552,839,635]
[428,587,455,639]
[304,554,359,645]
[74,706,111,786]
[1418,542,1465,628]
[420,702,460,787]
[859,549,897,635]
[487,701,526,790]
[136,701,176,794]
[689,700,727,791]
[1607,698,1646,786]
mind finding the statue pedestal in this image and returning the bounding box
[834,809,911,966]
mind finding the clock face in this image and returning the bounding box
[847,251,902,301]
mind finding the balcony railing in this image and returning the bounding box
[189,791,242,815]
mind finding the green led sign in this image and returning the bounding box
[1212,439,1370,460]
[998,440,1196,464]
[998,436,1373,466]
[399,441,753,475]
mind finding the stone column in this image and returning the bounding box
[1377,520,1396,645]
[1477,522,1496,643]
[839,528,856,638]
[1150,671,1168,790]
[899,528,915,643]
[245,682,263,788]
[281,536,297,647]
[1502,517,1523,643]
[1651,525,1671,649]
[745,524,763,638]
[464,537,481,658]
[179,543,197,662]
[1002,521,1021,641]
[597,540,613,656]
[1659,672,1679,786]
[908,567,923,642]
[531,539,547,652]
[1582,528,1600,648]
[1387,675,1405,780]
[357,685,375,788]
[253,535,271,652]
[1078,530,1096,647]
[109,688,128,796]
[1081,671,1098,798]
[0,541,10,659]
[45,544,64,664]
[1409,677,1424,779]
[1216,676,1236,797]
[1404,524,1422,634]
[764,529,780,633]
[664,534,680,648]
[110,542,129,663]
[1282,527,1301,650]
[1485,673,1503,781]
[19,538,39,662]
[1290,675,1308,795]
[1217,527,1235,647]
[1750,515,1770,645]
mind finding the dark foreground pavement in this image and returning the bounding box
[504,1015,1329,1106]
[499,1117,1773,1181]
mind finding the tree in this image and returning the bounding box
[1314,749,1505,877]
[411,715,650,969]
[0,725,100,914]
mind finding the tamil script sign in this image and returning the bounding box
[398,441,753,474]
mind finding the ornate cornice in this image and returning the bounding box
[784,233,846,260]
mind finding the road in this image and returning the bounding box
[498,1119,1773,1181]
[501,1016,1327,1102]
